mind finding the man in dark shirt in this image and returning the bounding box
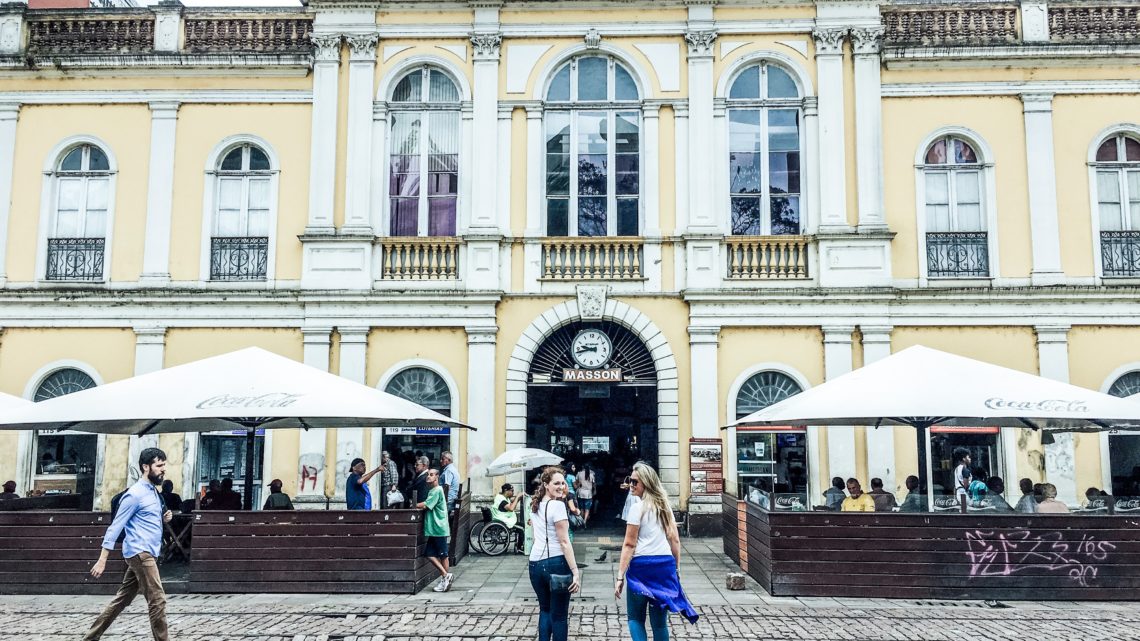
[0,480,18,500]
[346,458,383,510]
[406,456,430,507]
[159,480,182,513]
[897,475,926,512]
[262,479,295,510]
[216,478,243,510]
[868,477,898,512]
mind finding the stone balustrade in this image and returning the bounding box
[378,237,462,281]
[541,238,644,280]
[1049,5,1140,42]
[184,17,313,54]
[26,12,154,54]
[882,5,1020,47]
[726,236,811,280]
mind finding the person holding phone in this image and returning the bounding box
[529,466,580,641]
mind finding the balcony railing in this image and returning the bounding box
[184,18,314,54]
[726,236,811,280]
[45,237,105,281]
[1101,230,1140,277]
[1050,6,1140,43]
[882,6,1020,47]
[378,237,461,280]
[26,13,155,55]
[926,231,990,278]
[210,236,268,281]
[541,238,644,280]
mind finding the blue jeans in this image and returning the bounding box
[627,588,669,641]
[529,556,571,641]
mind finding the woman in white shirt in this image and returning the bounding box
[614,462,698,641]
[529,466,581,641]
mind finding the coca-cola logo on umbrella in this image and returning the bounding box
[196,393,303,410]
[984,398,1088,413]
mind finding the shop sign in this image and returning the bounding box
[386,427,451,436]
[563,368,623,383]
[772,493,808,511]
[932,495,963,512]
[689,438,724,495]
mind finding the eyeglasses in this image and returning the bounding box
[628,479,640,488]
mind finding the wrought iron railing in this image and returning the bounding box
[541,238,644,280]
[184,17,313,54]
[1101,230,1140,277]
[1050,5,1140,43]
[926,231,990,278]
[882,6,1020,47]
[26,13,155,54]
[726,236,811,280]
[45,238,105,281]
[378,237,461,280]
[210,237,268,281]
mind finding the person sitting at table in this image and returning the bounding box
[0,480,18,500]
[867,477,897,512]
[262,478,294,510]
[160,480,182,513]
[967,468,989,506]
[841,478,875,512]
[897,475,925,512]
[1015,478,1038,513]
[216,478,243,510]
[200,479,222,510]
[985,476,1014,512]
[1036,483,1070,513]
[1081,487,1109,511]
[823,476,846,511]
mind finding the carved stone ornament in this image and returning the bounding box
[310,33,342,63]
[470,32,502,60]
[0,16,20,55]
[684,29,717,57]
[576,285,608,320]
[584,28,602,49]
[849,26,883,55]
[346,32,379,61]
[812,27,846,55]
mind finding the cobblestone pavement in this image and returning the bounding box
[3,537,1138,641]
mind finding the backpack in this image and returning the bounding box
[109,488,128,544]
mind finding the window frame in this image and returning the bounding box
[542,55,643,237]
[1099,364,1140,492]
[37,137,118,284]
[1088,127,1140,280]
[212,144,275,239]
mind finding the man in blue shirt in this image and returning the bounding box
[83,447,173,641]
[346,457,383,510]
[440,450,460,513]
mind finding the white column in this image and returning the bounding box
[673,104,689,233]
[813,28,850,232]
[684,29,717,230]
[861,325,895,492]
[689,327,720,440]
[470,33,502,232]
[523,105,544,290]
[496,105,514,232]
[0,104,19,286]
[139,101,179,285]
[335,327,369,503]
[1023,93,1065,285]
[643,104,661,236]
[131,327,166,485]
[369,103,388,237]
[305,34,342,235]
[343,33,379,235]
[466,326,497,501]
[1037,324,1077,505]
[851,27,886,232]
[823,325,856,480]
[297,327,332,502]
[802,97,821,234]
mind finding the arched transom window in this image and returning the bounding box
[389,66,461,237]
[545,56,641,237]
[1109,371,1140,398]
[735,370,803,419]
[34,368,96,402]
[48,144,111,281]
[33,368,98,479]
[921,135,989,278]
[211,143,273,281]
[1094,133,1140,277]
[727,63,803,236]
[385,367,452,417]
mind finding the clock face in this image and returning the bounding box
[570,329,613,369]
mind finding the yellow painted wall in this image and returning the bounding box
[378,9,473,24]
[0,76,311,94]
[714,6,818,22]
[508,37,669,100]
[375,41,475,96]
[510,109,528,237]
[8,105,151,283]
[883,65,1140,86]
[169,104,311,282]
[658,107,677,235]
[882,97,1032,279]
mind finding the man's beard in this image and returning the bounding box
[147,470,164,485]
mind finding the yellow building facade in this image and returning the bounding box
[0,0,1138,528]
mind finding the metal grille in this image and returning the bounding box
[735,371,803,419]
[385,367,452,415]
[1109,372,1140,398]
[210,237,268,281]
[34,368,96,402]
[1101,230,1140,277]
[529,321,657,385]
[45,237,105,281]
[926,231,989,278]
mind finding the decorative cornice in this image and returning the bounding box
[310,33,342,63]
[684,29,717,58]
[345,32,378,62]
[812,27,847,56]
[850,26,883,56]
[584,28,602,50]
[470,32,502,61]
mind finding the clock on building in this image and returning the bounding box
[570,329,612,369]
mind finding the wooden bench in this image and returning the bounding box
[0,512,124,594]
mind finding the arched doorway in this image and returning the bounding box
[526,319,659,528]
[30,368,99,510]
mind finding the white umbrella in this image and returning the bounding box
[729,345,1140,432]
[485,448,563,477]
[0,392,30,413]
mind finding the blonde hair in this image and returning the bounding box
[1042,483,1058,499]
[632,462,676,535]
[531,465,566,513]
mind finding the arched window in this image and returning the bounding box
[1107,371,1140,496]
[210,143,273,281]
[921,135,989,278]
[1093,133,1140,277]
[385,367,452,417]
[389,66,461,237]
[544,55,641,237]
[1109,371,1140,399]
[47,144,111,281]
[735,370,803,419]
[33,368,98,481]
[727,63,803,236]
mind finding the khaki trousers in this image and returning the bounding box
[82,552,169,641]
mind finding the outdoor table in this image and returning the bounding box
[161,513,194,564]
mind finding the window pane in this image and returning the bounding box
[615,64,638,100]
[87,147,109,171]
[390,112,422,156]
[766,66,798,98]
[615,112,639,154]
[769,151,799,196]
[429,111,460,155]
[925,140,947,165]
[956,203,983,231]
[57,178,82,212]
[729,66,760,100]
[389,198,419,236]
[547,153,570,195]
[616,154,639,195]
[248,177,270,210]
[578,111,607,155]
[768,109,799,152]
[615,113,639,196]
[731,197,762,235]
[546,112,570,154]
[60,148,83,171]
[578,57,607,101]
[617,198,638,236]
[547,198,569,236]
[546,113,570,196]
[389,156,420,196]
[392,72,421,102]
[578,154,607,195]
[248,147,270,171]
[1129,171,1140,230]
[1127,138,1140,162]
[428,197,457,236]
[220,148,243,171]
[926,204,951,232]
[428,158,458,195]
[729,109,761,152]
[86,177,109,211]
[954,139,978,164]
[578,196,607,236]
[218,178,242,210]
[429,70,459,103]
[925,172,951,232]
[1096,138,1119,162]
[770,196,800,235]
[547,64,571,101]
[730,153,761,195]
[955,171,981,205]
[84,209,107,237]
[215,206,241,236]
[247,209,270,236]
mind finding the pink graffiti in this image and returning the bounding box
[965,529,1116,587]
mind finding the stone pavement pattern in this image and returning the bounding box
[2,537,1137,641]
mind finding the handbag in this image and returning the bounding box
[568,513,586,531]
[386,489,405,506]
[541,501,576,594]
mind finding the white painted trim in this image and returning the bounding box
[1022,95,1064,284]
[373,20,815,40]
[715,49,815,98]
[377,55,473,102]
[140,102,180,284]
[198,135,281,286]
[1086,124,1140,282]
[0,90,312,104]
[0,105,18,286]
[882,80,1140,98]
[531,43,654,101]
[1099,363,1140,491]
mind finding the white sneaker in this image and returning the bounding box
[432,579,447,592]
[443,573,455,591]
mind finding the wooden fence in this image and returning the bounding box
[0,512,124,594]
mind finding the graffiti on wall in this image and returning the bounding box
[965,529,1116,587]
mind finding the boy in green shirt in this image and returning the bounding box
[417,468,452,592]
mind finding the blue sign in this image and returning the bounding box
[416,427,451,435]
